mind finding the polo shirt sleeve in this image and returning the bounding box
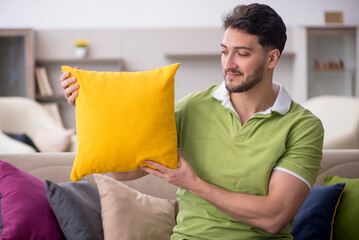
[274,117,324,188]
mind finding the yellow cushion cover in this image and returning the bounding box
[61,63,180,181]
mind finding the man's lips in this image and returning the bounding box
[225,71,243,78]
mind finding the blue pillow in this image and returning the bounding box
[291,183,345,240]
[4,132,40,152]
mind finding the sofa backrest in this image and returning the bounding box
[0,97,64,138]
[303,95,359,149]
[0,152,178,200]
[0,150,358,200]
[314,149,359,186]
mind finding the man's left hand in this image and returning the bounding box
[139,149,199,190]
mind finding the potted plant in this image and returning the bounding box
[74,39,89,59]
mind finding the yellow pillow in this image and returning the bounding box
[61,63,180,181]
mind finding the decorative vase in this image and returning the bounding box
[75,47,88,59]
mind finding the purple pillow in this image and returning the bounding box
[0,161,64,239]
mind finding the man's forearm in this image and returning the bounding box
[189,170,309,234]
[189,177,285,233]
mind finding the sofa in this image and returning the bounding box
[0,149,358,239]
[303,95,359,149]
[0,97,77,154]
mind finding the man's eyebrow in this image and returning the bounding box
[220,43,252,51]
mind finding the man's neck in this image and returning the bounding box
[229,80,279,125]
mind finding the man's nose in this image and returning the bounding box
[223,53,237,70]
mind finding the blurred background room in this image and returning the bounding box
[1,0,359,152]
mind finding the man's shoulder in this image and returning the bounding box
[286,100,324,131]
[290,100,320,117]
[188,84,220,100]
[176,84,220,107]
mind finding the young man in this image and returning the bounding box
[60,4,324,239]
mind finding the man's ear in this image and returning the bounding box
[267,49,280,70]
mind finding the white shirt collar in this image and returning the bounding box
[211,81,292,119]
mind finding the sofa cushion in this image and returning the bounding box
[4,132,40,152]
[0,161,64,239]
[94,174,176,240]
[62,64,180,181]
[45,179,103,240]
[325,176,359,240]
[291,183,345,240]
[33,127,74,152]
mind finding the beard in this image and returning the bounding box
[224,61,265,93]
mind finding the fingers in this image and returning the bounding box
[63,81,79,96]
[63,82,79,105]
[176,149,186,168]
[60,71,79,105]
[67,90,78,105]
[145,160,170,173]
[139,166,166,179]
[60,74,77,89]
[60,71,70,82]
[140,160,174,181]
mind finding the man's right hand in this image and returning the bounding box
[60,67,80,105]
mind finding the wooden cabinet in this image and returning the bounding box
[0,29,34,98]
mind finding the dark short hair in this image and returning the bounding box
[223,3,287,56]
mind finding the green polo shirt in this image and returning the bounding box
[171,82,324,240]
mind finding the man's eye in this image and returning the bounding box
[221,51,228,55]
[238,52,249,56]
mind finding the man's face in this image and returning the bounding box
[221,27,266,93]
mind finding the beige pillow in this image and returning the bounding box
[94,174,176,240]
[33,127,74,152]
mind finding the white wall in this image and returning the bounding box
[1,0,359,29]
